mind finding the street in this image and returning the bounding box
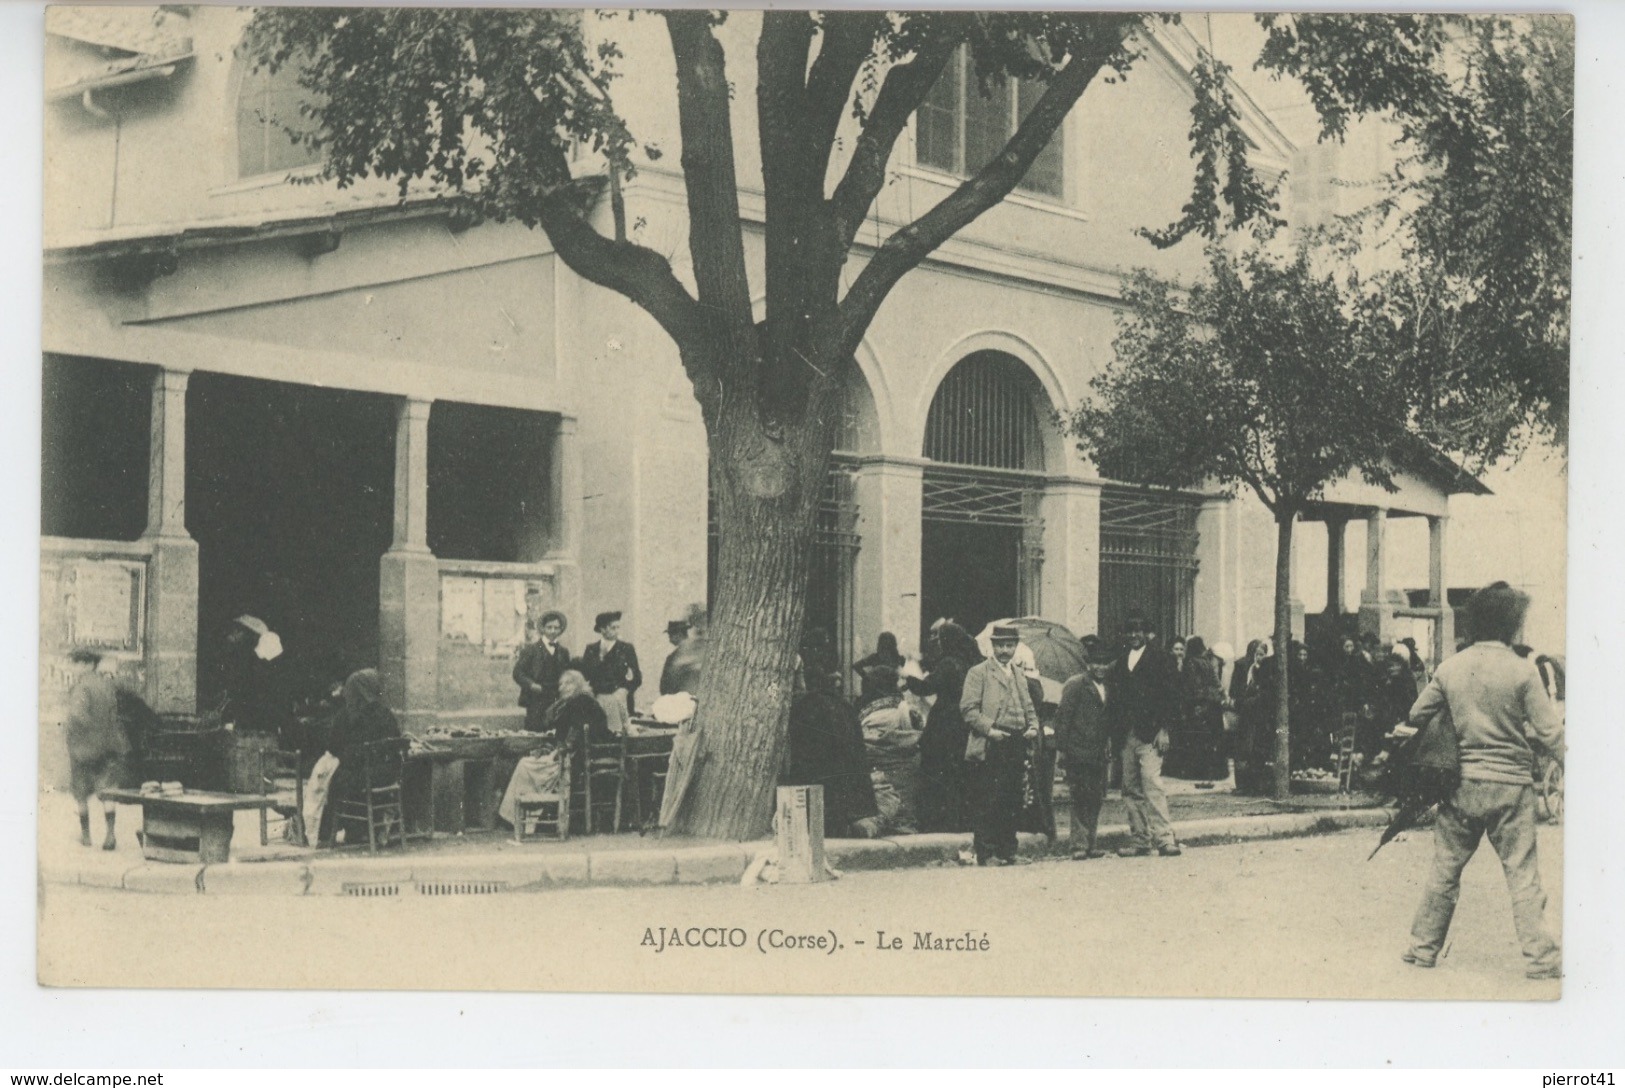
[38,825,1562,1000]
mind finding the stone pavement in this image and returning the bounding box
[37,776,1389,896]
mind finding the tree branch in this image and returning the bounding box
[804,13,885,175]
[837,43,1118,356]
[664,11,756,343]
[828,35,958,253]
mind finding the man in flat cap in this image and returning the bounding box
[1056,639,1117,860]
[960,625,1039,865]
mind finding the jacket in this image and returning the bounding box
[1407,641,1563,785]
[1107,645,1178,744]
[513,639,572,709]
[580,639,643,711]
[960,658,1038,762]
[1055,674,1111,766]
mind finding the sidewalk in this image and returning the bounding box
[37,781,1389,896]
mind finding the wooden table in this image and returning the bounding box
[404,734,552,836]
[101,789,277,863]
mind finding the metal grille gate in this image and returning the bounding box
[1098,489,1200,643]
[921,466,1045,617]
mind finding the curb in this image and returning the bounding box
[44,805,1390,896]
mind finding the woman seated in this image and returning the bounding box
[544,669,612,747]
[318,669,402,846]
[785,663,880,838]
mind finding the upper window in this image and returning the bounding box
[916,47,1065,200]
[235,53,325,179]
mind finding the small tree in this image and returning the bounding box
[1071,245,1404,799]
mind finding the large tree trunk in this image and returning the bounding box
[670,379,835,840]
[1271,512,1295,801]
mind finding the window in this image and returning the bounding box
[915,47,1065,199]
[235,52,325,178]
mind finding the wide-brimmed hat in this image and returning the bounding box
[989,625,1021,644]
[594,611,622,632]
[538,610,568,633]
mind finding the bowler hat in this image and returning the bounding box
[666,620,690,637]
[1087,642,1118,666]
[594,610,622,632]
[990,625,1021,644]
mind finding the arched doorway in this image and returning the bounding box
[920,351,1049,638]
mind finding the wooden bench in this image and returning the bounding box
[101,789,277,864]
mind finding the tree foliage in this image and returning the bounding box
[1074,246,1400,517]
[1267,14,1573,463]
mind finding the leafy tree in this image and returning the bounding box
[1072,246,1403,799]
[1266,14,1573,463]
[241,9,1508,836]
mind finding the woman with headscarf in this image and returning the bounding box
[785,661,881,838]
[218,615,291,739]
[1286,640,1327,771]
[318,669,402,846]
[1231,639,1275,794]
[904,621,981,832]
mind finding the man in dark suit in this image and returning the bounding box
[1056,640,1116,860]
[580,610,644,715]
[1106,613,1181,857]
[513,609,572,731]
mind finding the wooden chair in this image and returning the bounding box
[1335,712,1360,795]
[334,738,410,853]
[580,730,628,835]
[251,746,306,846]
[513,754,572,843]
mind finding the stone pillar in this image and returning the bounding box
[1359,507,1394,643]
[852,457,924,655]
[141,368,198,714]
[379,398,440,732]
[1039,478,1102,638]
[546,414,583,630]
[1193,496,1233,648]
[1325,517,1347,616]
[1429,514,1454,663]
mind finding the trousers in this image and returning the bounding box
[1408,780,1560,973]
[1064,759,1109,854]
[970,737,1025,862]
[1121,737,1176,849]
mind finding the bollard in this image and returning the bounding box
[775,785,827,884]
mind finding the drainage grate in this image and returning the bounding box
[342,882,402,897]
[417,880,509,896]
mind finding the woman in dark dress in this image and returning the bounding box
[853,632,906,706]
[1286,640,1326,770]
[904,622,981,832]
[1181,636,1229,781]
[319,669,402,846]
[785,664,880,838]
[1331,635,1379,756]
[1231,639,1275,794]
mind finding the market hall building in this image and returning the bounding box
[40,7,1483,781]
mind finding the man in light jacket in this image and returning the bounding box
[960,625,1039,866]
[1403,582,1564,979]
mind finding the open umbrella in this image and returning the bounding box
[974,617,1088,703]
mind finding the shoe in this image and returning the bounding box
[1071,850,1106,861]
[1158,844,1183,857]
[1401,950,1436,969]
[1117,846,1151,858]
[1005,855,1030,866]
[1526,965,1562,981]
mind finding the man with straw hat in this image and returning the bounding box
[959,624,1039,866]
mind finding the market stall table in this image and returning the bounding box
[100,788,278,864]
[403,732,552,836]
